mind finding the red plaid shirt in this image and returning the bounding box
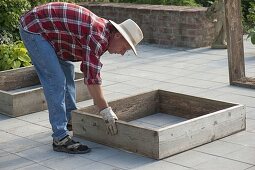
[20,2,112,85]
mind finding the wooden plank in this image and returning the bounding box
[159,90,235,119]
[12,89,47,117]
[225,0,245,83]
[0,91,13,116]
[72,90,245,159]
[0,66,40,91]
[232,77,255,89]
[0,71,90,117]
[75,73,91,102]
[80,90,159,121]
[72,110,159,159]
[158,105,245,159]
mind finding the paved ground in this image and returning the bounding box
[1,37,255,170]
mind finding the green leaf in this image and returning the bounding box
[18,53,30,62]
[22,62,32,67]
[251,35,255,45]
[11,60,21,69]
[7,58,14,65]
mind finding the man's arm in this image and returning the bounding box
[86,84,118,135]
[86,84,108,111]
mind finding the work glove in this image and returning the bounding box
[99,107,118,135]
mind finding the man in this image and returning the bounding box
[19,2,143,154]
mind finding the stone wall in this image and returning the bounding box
[80,3,214,48]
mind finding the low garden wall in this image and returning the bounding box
[80,3,214,48]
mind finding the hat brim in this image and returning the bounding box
[109,20,137,55]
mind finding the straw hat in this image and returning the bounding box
[109,19,143,55]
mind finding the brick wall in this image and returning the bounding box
[80,3,214,48]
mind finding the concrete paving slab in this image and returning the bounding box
[246,107,255,120]
[214,85,255,98]
[7,124,50,137]
[0,137,43,153]
[0,153,34,170]
[25,131,52,144]
[78,145,121,161]
[128,120,160,129]
[17,163,52,170]
[246,166,255,170]
[16,144,66,163]
[35,120,52,129]
[193,89,224,99]
[17,110,49,123]
[0,149,10,157]
[187,72,229,83]
[193,157,252,170]
[165,77,224,89]
[74,162,124,170]
[39,154,95,170]
[159,84,206,95]
[99,151,156,169]
[0,118,31,131]
[216,93,255,107]
[0,131,21,143]
[104,83,138,93]
[193,140,245,156]
[101,72,133,82]
[221,131,255,147]
[132,160,191,170]
[164,150,216,167]
[246,119,255,132]
[104,92,131,101]
[223,147,255,165]
[130,113,187,128]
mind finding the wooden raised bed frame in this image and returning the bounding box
[72,90,245,159]
[0,66,91,117]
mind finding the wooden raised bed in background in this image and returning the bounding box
[0,66,91,117]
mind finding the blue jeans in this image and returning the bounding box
[19,27,77,141]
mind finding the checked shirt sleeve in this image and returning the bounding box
[80,34,106,85]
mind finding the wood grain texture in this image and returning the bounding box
[72,90,245,159]
[232,77,255,89]
[0,91,13,116]
[0,66,40,91]
[158,105,245,159]
[159,90,235,119]
[225,0,245,82]
[72,110,159,159]
[0,68,90,117]
[80,90,159,121]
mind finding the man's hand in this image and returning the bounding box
[99,107,118,135]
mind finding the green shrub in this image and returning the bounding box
[247,2,255,28]
[0,31,14,44]
[247,27,255,45]
[28,0,76,8]
[242,0,255,32]
[0,41,32,71]
[117,0,199,6]
[0,0,31,44]
[195,0,214,7]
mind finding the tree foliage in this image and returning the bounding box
[0,0,31,43]
[0,41,32,71]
